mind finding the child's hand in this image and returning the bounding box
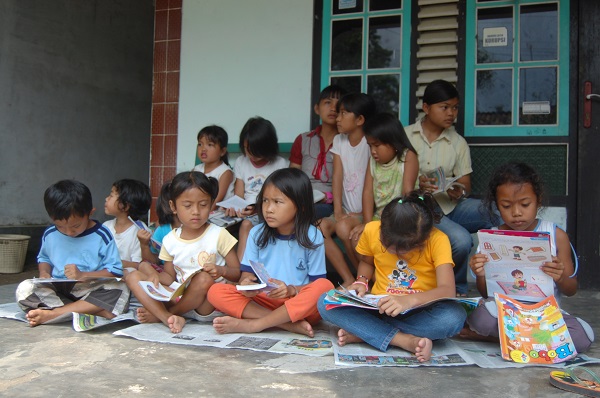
[266,278,288,299]
[236,205,256,218]
[202,263,223,280]
[239,275,261,297]
[541,256,566,283]
[39,271,52,279]
[378,295,413,317]
[469,253,488,278]
[147,271,161,288]
[64,264,83,280]
[137,229,152,245]
[418,175,438,193]
[348,224,365,242]
[447,185,465,200]
[347,282,367,297]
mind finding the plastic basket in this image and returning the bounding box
[0,234,30,274]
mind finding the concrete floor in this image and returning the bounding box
[0,279,598,397]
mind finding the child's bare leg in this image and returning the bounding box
[319,219,354,286]
[213,301,314,337]
[336,217,361,269]
[337,328,364,346]
[388,331,433,362]
[26,300,114,327]
[169,272,215,316]
[236,219,252,259]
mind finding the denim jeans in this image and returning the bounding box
[436,198,496,294]
[317,294,467,352]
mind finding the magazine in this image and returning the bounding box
[323,285,480,315]
[425,167,465,214]
[478,229,554,302]
[495,293,577,364]
[235,260,279,291]
[128,216,152,232]
[138,280,185,301]
[216,196,253,212]
[208,209,243,228]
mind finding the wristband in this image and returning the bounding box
[353,280,368,289]
[356,275,369,283]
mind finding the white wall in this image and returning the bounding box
[178,0,314,171]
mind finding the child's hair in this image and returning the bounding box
[112,179,152,221]
[484,161,544,223]
[422,79,460,105]
[44,179,93,221]
[379,191,441,254]
[511,269,523,277]
[169,171,219,204]
[254,168,319,250]
[363,112,417,161]
[337,93,377,122]
[156,181,174,225]
[239,117,279,162]
[197,125,230,166]
[317,84,347,104]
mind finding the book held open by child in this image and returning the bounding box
[235,260,279,291]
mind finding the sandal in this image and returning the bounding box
[549,365,600,397]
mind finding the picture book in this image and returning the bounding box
[216,196,253,212]
[137,269,202,301]
[235,260,279,291]
[477,229,554,303]
[128,216,152,232]
[425,167,465,215]
[495,293,577,364]
[208,210,243,228]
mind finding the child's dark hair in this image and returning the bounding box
[239,116,279,162]
[379,191,441,254]
[364,113,417,161]
[44,179,93,221]
[254,168,319,250]
[169,171,219,204]
[197,125,230,166]
[317,84,347,104]
[156,181,174,225]
[112,179,152,221]
[337,93,377,123]
[422,79,460,105]
[484,162,544,223]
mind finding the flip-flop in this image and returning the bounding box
[549,365,600,397]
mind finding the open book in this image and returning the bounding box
[129,216,162,251]
[495,293,577,364]
[323,285,480,315]
[425,167,465,215]
[478,229,554,303]
[208,210,243,228]
[137,269,203,301]
[235,260,279,291]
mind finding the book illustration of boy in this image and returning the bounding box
[511,246,524,260]
[511,269,527,290]
[15,180,129,327]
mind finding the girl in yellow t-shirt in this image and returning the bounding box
[318,191,467,362]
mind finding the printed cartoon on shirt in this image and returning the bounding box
[387,259,417,292]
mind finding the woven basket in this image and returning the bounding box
[0,234,30,274]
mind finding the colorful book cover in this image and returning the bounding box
[495,293,577,364]
[478,229,554,302]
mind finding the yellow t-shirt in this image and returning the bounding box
[355,221,454,295]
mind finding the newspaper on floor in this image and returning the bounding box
[114,321,334,357]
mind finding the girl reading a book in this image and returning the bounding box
[208,168,334,337]
[317,192,467,362]
[126,171,241,333]
[463,162,594,352]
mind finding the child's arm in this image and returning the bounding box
[541,228,577,296]
[331,153,345,221]
[137,229,160,264]
[38,262,52,278]
[212,169,234,211]
[64,264,119,280]
[378,263,456,317]
[346,256,375,297]
[469,253,489,297]
[348,164,374,242]
[402,150,419,195]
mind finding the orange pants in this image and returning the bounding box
[208,278,333,324]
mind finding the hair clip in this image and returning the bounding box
[418,195,424,201]
[397,199,403,204]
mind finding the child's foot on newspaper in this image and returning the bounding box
[167,315,185,333]
[414,337,433,362]
[213,316,314,336]
[136,307,160,323]
[26,309,59,327]
[337,329,363,346]
[279,320,314,337]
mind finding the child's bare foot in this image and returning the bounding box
[167,315,186,333]
[337,328,363,346]
[136,307,160,323]
[414,337,433,362]
[26,309,59,327]
[213,316,253,334]
[278,320,314,337]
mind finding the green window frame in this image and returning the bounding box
[464,0,569,138]
[320,0,412,123]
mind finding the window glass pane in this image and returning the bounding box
[333,0,364,15]
[520,4,558,62]
[367,74,399,116]
[331,76,362,94]
[370,0,401,12]
[519,67,557,125]
[477,7,513,64]
[368,16,401,69]
[331,19,363,71]
[476,69,512,125]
